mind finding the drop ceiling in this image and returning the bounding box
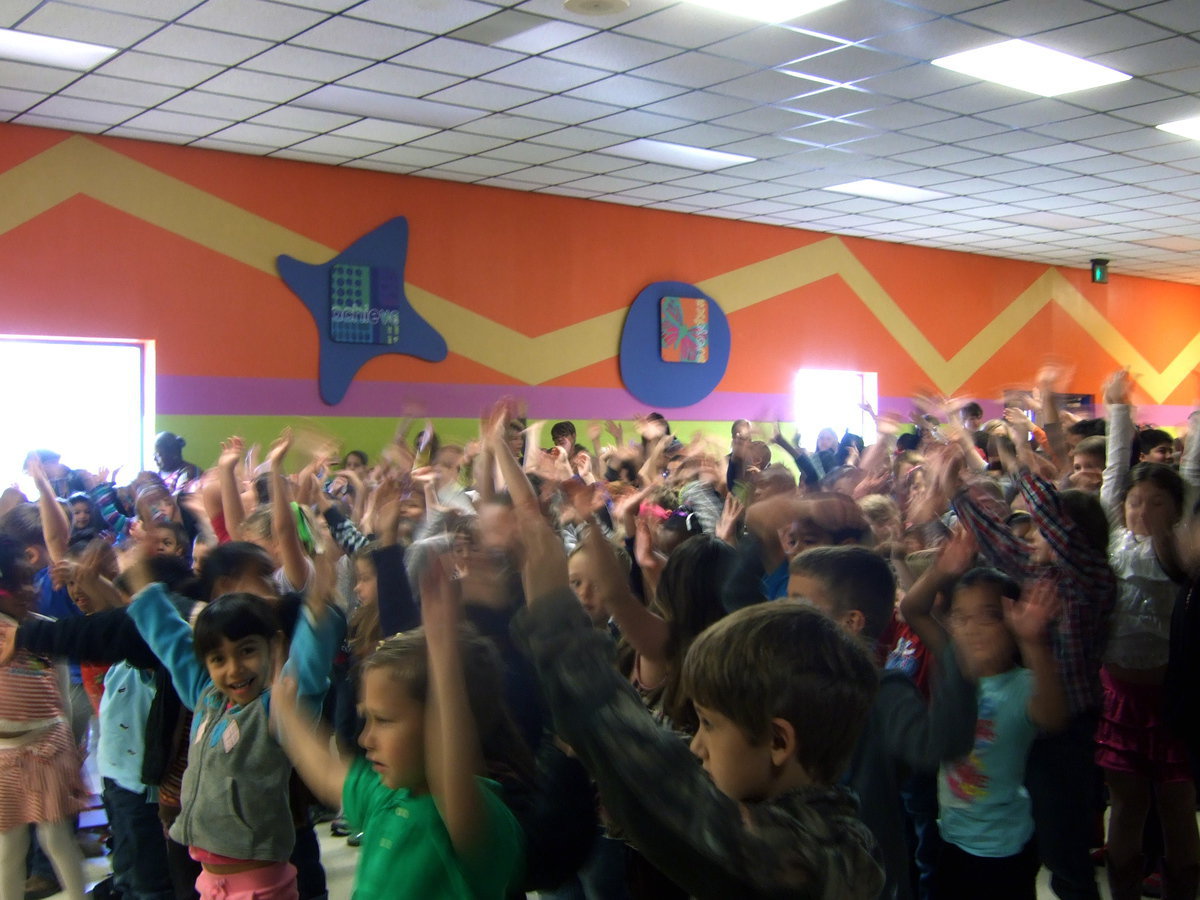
[5,0,1200,283]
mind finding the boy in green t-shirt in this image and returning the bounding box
[271,558,525,900]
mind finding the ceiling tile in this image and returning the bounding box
[0,85,44,112]
[1116,95,1200,126]
[250,106,358,130]
[854,63,974,100]
[105,124,194,143]
[181,0,326,41]
[123,108,234,136]
[780,118,874,145]
[244,45,367,80]
[796,0,938,42]
[0,59,78,92]
[529,126,626,150]
[287,133,392,157]
[501,164,587,185]
[545,32,680,71]
[654,122,756,148]
[427,79,544,110]
[390,38,524,78]
[1031,113,1140,140]
[485,57,608,92]
[901,114,1006,141]
[956,0,1108,35]
[137,25,273,65]
[703,26,841,67]
[19,2,160,46]
[958,130,1058,153]
[783,86,878,118]
[1039,13,1173,57]
[1150,67,1200,94]
[71,0,199,18]
[28,94,140,125]
[290,17,427,59]
[479,141,572,163]
[587,109,691,137]
[409,131,510,153]
[1130,0,1200,33]
[206,120,315,145]
[863,18,999,61]
[559,173,644,193]
[630,52,758,89]
[921,82,1035,115]
[641,89,756,120]
[271,148,354,164]
[159,91,276,119]
[203,68,321,102]
[567,75,686,107]
[96,52,223,88]
[362,145,461,167]
[337,63,461,97]
[294,85,483,126]
[1093,36,1200,77]
[329,117,437,143]
[490,19,595,54]
[61,73,180,106]
[514,0,670,30]
[710,70,815,103]
[190,137,275,155]
[512,94,621,125]
[349,0,497,33]
[429,156,527,176]
[784,45,909,83]
[713,105,817,132]
[456,113,558,138]
[975,98,1091,128]
[14,112,107,132]
[615,5,757,49]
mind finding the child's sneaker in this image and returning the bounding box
[1141,871,1162,897]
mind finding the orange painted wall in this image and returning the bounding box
[2,122,1199,415]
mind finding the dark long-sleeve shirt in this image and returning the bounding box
[952,470,1115,715]
[515,586,884,900]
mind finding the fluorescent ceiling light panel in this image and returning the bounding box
[604,139,754,170]
[685,0,844,24]
[828,179,947,202]
[0,28,117,70]
[1158,117,1200,141]
[932,40,1130,97]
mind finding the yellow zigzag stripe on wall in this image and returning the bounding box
[0,135,1195,401]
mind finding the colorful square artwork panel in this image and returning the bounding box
[660,295,709,363]
[329,263,402,345]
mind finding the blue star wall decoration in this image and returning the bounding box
[277,216,448,405]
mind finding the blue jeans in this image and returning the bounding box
[102,779,173,900]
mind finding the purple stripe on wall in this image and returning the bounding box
[156,376,1198,426]
[157,375,796,419]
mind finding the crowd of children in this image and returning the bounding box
[0,362,1198,900]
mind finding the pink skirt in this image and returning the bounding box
[1095,667,1193,784]
[0,721,87,830]
[196,862,297,900]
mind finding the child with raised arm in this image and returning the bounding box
[945,422,1116,900]
[270,558,525,900]
[485,406,883,900]
[122,546,337,900]
[1097,369,1199,900]
[902,554,1068,900]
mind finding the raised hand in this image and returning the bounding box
[1004,579,1061,647]
[218,436,245,471]
[267,428,293,472]
[1103,368,1132,407]
[716,493,745,545]
[938,526,978,577]
[1003,407,1034,435]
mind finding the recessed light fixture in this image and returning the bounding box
[603,139,754,170]
[1158,116,1200,141]
[0,28,117,70]
[827,179,948,203]
[932,40,1130,97]
[685,0,844,24]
